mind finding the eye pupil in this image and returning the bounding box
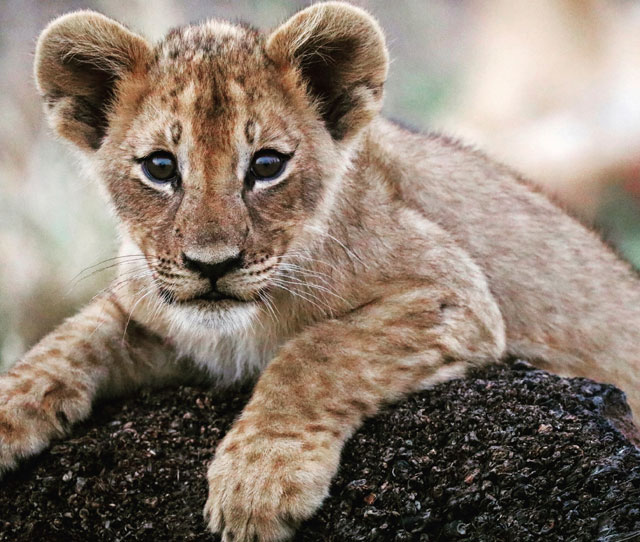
[142,152,178,183]
[250,152,286,181]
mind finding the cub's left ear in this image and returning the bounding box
[266,1,389,141]
[34,11,152,151]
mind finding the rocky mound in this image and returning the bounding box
[2,362,639,541]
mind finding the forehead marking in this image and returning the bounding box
[170,121,182,145]
[245,120,256,145]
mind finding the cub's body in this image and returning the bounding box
[1,3,638,541]
[366,119,640,383]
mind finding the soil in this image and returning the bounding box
[1,361,639,542]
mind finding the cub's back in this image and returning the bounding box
[365,118,640,387]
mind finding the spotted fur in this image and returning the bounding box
[1,3,639,541]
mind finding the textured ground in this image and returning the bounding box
[2,362,640,542]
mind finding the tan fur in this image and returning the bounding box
[1,3,638,540]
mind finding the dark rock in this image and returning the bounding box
[1,363,639,541]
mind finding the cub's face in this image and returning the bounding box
[103,24,335,308]
[35,4,388,318]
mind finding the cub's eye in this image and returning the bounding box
[141,151,179,184]
[249,150,288,182]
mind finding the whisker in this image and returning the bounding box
[87,269,155,304]
[122,282,161,339]
[257,290,279,327]
[277,267,338,294]
[66,258,151,296]
[269,278,334,316]
[277,262,335,285]
[303,224,367,268]
[69,254,149,283]
[274,271,349,305]
[86,275,158,339]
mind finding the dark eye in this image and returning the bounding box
[142,151,179,184]
[249,150,288,182]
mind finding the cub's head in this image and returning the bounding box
[34,2,387,322]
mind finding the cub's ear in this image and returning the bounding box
[266,1,389,141]
[34,11,151,151]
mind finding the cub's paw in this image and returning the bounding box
[0,373,87,475]
[204,423,339,542]
[0,419,49,476]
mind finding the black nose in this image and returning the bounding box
[182,253,242,283]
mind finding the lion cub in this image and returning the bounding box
[1,2,639,540]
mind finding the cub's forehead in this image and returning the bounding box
[120,20,297,162]
[140,19,284,123]
[155,20,264,67]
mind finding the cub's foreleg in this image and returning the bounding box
[205,282,506,542]
[0,292,179,473]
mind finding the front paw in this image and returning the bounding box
[0,372,88,474]
[204,422,339,541]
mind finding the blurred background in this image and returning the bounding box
[2,0,640,370]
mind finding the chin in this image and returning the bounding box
[166,296,259,333]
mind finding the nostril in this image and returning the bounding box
[182,252,202,273]
[182,253,241,283]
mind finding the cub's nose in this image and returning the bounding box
[182,252,242,283]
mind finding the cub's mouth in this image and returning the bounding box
[151,257,279,308]
[157,286,246,306]
[190,290,245,304]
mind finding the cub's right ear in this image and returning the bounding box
[34,11,151,151]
